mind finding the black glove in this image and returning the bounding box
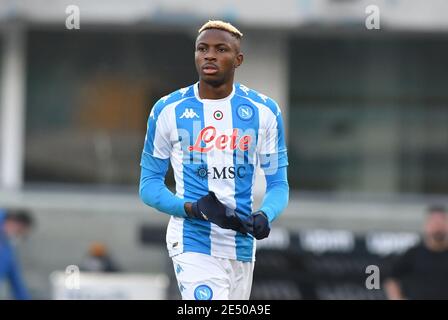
[188,192,247,233]
[241,211,270,240]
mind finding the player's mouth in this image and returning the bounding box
[202,63,219,75]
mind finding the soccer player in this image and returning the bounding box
[139,20,289,300]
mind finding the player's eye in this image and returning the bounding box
[217,47,228,52]
[197,46,207,52]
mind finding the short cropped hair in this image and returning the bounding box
[198,20,243,39]
[6,209,34,228]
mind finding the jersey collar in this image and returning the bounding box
[193,82,235,103]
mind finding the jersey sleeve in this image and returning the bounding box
[142,100,172,161]
[257,99,289,222]
[258,166,289,223]
[139,159,187,218]
[139,100,187,218]
[257,100,289,175]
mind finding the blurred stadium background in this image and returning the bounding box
[0,0,447,299]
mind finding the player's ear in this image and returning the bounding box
[235,52,244,68]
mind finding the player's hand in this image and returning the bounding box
[187,192,247,233]
[241,211,270,240]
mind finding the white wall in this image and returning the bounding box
[0,24,26,190]
[2,0,448,30]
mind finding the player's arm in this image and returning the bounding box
[139,101,187,218]
[259,164,289,223]
[242,99,289,239]
[258,99,289,222]
[243,157,289,240]
[140,154,187,218]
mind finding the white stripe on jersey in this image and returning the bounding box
[158,99,189,258]
[242,97,279,155]
[171,131,185,199]
[153,98,188,159]
[200,89,238,260]
[166,216,184,256]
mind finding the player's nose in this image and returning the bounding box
[204,50,216,61]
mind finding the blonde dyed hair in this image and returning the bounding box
[198,20,243,39]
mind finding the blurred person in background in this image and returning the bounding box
[80,242,121,272]
[0,209,34,300]
[384,205,448,300]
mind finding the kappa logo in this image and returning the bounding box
[179,87,189,96]
[194,285,213,300]
[239,84,250,95]
[180,108,199,119]
[175,264,184,274]
[258,93,268,103]
[179,283,186,293]
[161,94,170,103]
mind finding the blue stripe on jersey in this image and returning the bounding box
[175,99,211,255]
[230,95,259,261]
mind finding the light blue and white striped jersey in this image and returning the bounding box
[141,82,288,262]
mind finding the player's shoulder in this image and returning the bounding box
[234,83,281,116]
[150,84,195,117]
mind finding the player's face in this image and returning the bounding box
[195,29,243,87]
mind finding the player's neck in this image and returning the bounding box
[198,79,234,100]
